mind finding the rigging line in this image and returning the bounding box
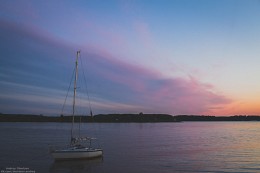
[79,53,93,116]
[61,67,76,115]
[55,68,75,146]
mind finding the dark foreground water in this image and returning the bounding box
[1,122,260,173]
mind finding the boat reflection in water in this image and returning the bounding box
[49,157,103,173]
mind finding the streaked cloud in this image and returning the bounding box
[0,18,232,115]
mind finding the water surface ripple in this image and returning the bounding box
[0,122,260,173]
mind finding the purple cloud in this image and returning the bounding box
[78,46,232,115]
[0,19,232,115]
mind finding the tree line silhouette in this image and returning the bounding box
[1,113,260,122]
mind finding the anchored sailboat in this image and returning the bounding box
[50,51,103,160]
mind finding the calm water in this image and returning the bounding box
[0,122,260,173]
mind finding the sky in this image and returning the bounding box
[0,0,260,116]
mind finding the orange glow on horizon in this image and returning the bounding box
[205,99,260,116]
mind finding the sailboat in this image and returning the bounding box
[50,51,103,160]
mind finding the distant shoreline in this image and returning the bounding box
[0,114,260,122]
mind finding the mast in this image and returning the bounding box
[71,51,80,144]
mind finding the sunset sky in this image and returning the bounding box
[0,0,260,116]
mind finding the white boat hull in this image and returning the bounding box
[51,148,103,160]
[50,51,103,161]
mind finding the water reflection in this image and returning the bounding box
[49,157,103,173]
[2,122,260,173]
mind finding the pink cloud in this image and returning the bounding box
[0,18,232,115]
[145,77,231,115]
[80,47,232,115]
